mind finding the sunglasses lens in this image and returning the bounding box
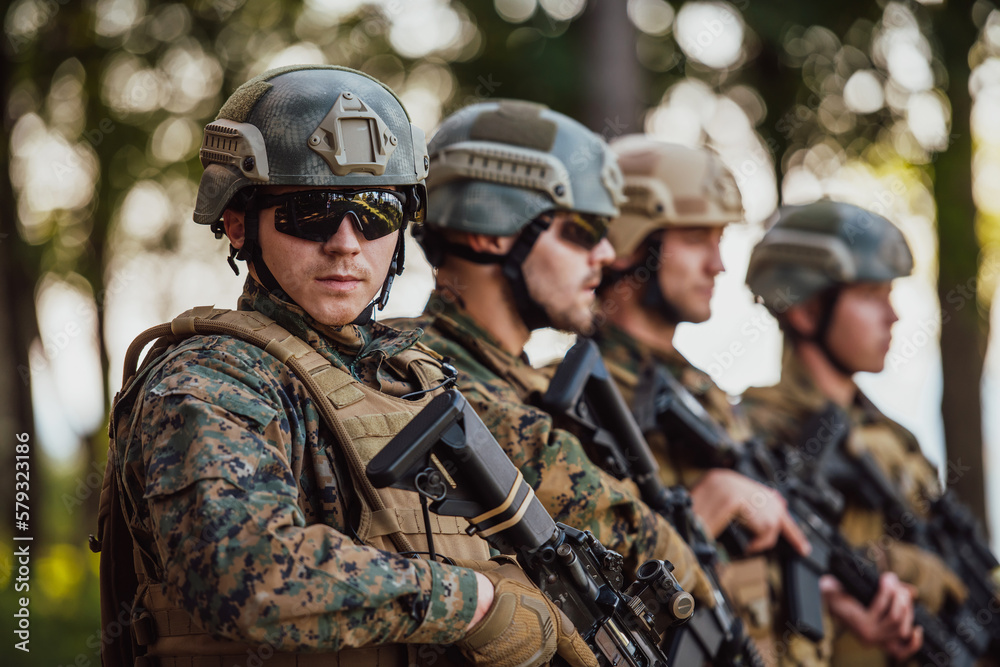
[559,213,610,250]
[270,190,406,242]
[345,190,406,239]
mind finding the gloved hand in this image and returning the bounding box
[455,562,599,667]
[879,540,967,614]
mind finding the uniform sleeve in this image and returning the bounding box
[137,348,479,652]
[459,382,711,601]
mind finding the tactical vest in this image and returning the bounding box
[94,307,491,667]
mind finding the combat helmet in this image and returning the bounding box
[193,64,429,316]
[607,137,743,259]
[415,99,625,330]
[602,137,743,323]
[746,200,913,315]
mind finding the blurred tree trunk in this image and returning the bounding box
[933,5,988,526]
[579,0,645,139]
[75,11,116,526]
[0,43,41,541]
[744,39,798,183]
[30,1,116,532]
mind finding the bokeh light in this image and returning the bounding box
[627,0,674,37]
[675,1,744,69]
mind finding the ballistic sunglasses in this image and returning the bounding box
[544,211,612,251]
[256,189,410,242]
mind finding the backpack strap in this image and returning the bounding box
[93,442,144,667]
[387,341,451,390]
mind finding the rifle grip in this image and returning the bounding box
[782,557,825,642]
[719,522,753,558]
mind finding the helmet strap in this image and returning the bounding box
[426,218,554,331]
[637,237,683,325]
[640,274,683,325]
[227,244,241,276]
[501,218,552,332]
[787,286,855,377]
[361,222,409,324]
[814,286,856,377]
[240,204,284,295]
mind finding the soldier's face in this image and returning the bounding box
[655,226,725,323]
[227,185,398,326]
[522,212,616,335]
[824,282,898,373]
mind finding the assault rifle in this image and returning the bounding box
[812,408,999,658]
[367,389,694,667]
[542,338,765,667]
[636,362,977,667]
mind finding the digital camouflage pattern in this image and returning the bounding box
[596,323,834,667]
[387,290,713,602]
[742,344,955,667]
[112,278,479,652]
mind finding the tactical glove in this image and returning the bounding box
[879,540,968,613]
[456,562,599,667]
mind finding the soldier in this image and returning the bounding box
[388,100,714,607]
[94,66,597,667]
[743,200,967,666]
[594,138,922,665]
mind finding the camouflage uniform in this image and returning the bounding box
[743,345,948,667]
[597,323,834,667]
[107,278,485,663]
[387,290,711,598]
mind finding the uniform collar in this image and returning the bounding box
[775,342,858,415]
[596,323,652,373]
[597,322,708,392]
[422,289,548,399]
[424,290,529,362]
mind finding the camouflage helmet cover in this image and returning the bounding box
[193,65,429,225]
[421,99,626,237]
[746,200,914,313]
[607,136,743,258]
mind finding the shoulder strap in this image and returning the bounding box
[387,341,450,389]
[94,443,142,667]
[118,307,415,555]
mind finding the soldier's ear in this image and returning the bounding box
[785,299,821,337]
[607,254,637,273]
[465,231,515,256]
[223,209,246,249]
